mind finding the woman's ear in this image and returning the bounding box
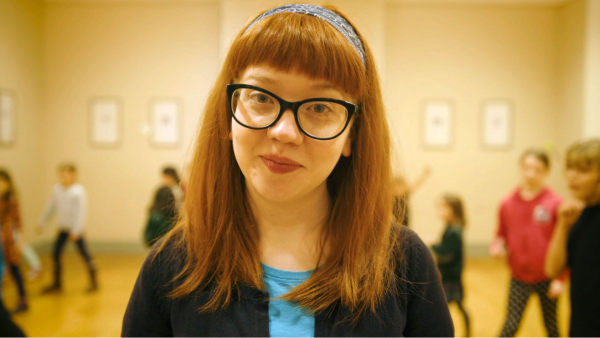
[342,131,353,157]
[228,130,233,140]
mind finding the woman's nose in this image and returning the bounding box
[267,109,303,145]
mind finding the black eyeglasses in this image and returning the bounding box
[226,84,356,140]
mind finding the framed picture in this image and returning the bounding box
[422,99,453,149]
[0,89,17,147]
[89,97,122,148]
[150,98,181,148]
[481,99,513,150]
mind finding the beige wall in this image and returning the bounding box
[40,1,219,244]
[386,4,564,246]
[0,0,44,241]
[557,0,585,154]
[1,0,594,252]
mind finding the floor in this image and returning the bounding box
[2,253,571,337]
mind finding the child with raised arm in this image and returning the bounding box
[38,163,98,293]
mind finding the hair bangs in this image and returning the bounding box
[228,12,366,101]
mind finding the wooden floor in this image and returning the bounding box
[2,253,570,337]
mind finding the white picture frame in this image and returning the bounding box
[150,98,181,148]
[481,99,513,150]
[89,97,122,148]
[0,89,17,147]
[422,99,453,149]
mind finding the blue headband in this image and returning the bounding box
[245,4,367,66]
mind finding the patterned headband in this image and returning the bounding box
[244,4,367,66]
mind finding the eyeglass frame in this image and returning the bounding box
[226,84,357,141]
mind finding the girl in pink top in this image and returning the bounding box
[490,149,565,337]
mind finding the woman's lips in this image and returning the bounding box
[261,155,302,174]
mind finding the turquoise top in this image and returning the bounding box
[261,264,315,337]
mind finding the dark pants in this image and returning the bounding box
[52,231,96,286]
[8,264,25,300]
[499,278,558,337]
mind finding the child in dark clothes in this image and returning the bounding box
[431,194,470,337]
[546,139,600,337]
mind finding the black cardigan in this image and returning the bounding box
[122,226,454,337]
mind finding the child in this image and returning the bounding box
[546,139,600,337]
[0,229,26,337]
[490,149,565,337]
[143,167,182,247]
[0,169,28,313]
[431,194,470,337]
[38,163,98,293]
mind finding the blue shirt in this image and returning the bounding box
[262,264,315,337]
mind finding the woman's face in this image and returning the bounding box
[230,65,353,204]
[0,178,9,195]
[520,155,548,189]
[566,165,600,203]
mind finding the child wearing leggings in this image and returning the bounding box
[490,149,566,337]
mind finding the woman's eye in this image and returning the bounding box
[311,104,331,114]
[250,93,272,104]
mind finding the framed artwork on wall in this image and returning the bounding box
[481,99,513,150]
[89,97,122,148]
[150,98,181,148]
[0,89,17,147]
[422,99,453,149]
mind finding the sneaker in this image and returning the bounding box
[11,302,28,314]
[86,284,98,294]
[41,284,62,294]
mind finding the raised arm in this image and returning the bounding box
[545,201,583,278]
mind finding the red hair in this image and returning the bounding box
[159,5,402,321]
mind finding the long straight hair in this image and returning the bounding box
[158,5,401,321]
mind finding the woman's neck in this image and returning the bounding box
[248,184,331,272]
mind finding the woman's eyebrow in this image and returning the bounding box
[244,75,276,84]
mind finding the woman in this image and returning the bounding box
[489,149,565,337]
[123,4,453,337]
[546,139,600,337]
[0,169,28,313]
[431,194,470,337]
[0,230,26,337]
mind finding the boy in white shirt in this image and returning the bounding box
[38,164,97,293]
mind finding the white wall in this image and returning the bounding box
[0,0,44,241]
[385,3,563,247]
[40,1,219,244]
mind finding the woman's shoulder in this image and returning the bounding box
[139,233,187,288]
[392,224,434,275]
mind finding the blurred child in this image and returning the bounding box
[143,167,182,247]
[0,169,28,313]
[38,163,97,293]
[431,194,470,337]
[546,139,600,337]
[490,149,564,337]
[0,230,26,336]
